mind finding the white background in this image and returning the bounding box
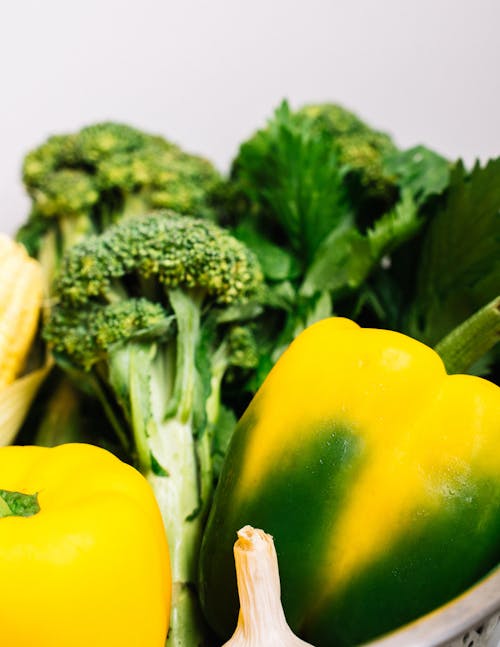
[1,0,499,235]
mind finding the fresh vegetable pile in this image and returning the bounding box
[1,101,499,646]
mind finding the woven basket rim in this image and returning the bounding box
[362,565,500,647]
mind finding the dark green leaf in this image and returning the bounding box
[232,222,300,281]
[301,189,420,298]
[231,101,350,267]
[409,159,500,344]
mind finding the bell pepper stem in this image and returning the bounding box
[0,496,12,518]
[434,296,500,374]
[0,490,40,518]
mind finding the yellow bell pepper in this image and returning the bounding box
[0,443,170,647]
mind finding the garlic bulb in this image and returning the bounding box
[222,525,315,647]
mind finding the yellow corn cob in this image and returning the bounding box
[0,234,43,389]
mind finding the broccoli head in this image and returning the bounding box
[18,122,221,287]
[296,103,398,210]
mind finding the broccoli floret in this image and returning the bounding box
[97,138,220,221]
[76,122,149,162]
[18,122,221,288]
[224,102,398,246]
[32,169,99,219]
[23,134,80,186]
[296,103,398,211]
[44,211,263,646]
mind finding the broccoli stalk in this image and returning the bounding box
[44,212,263,646]
[204,325,258,431]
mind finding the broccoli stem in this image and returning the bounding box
[59,212,95,257]
[37,228,59,296]
[148,420,208,647]
[121,190,152,222]
[36,213,96,290]
[167,288,203,422]
[119,294,212,645]
[205,339,229,430]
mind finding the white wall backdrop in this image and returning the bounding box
[1,0,499,234]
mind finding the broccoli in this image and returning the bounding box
[18,122,221,286]
[43,211,263,646]
[296,103,399,214]
[204,324,258,431]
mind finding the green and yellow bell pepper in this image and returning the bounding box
[199,317,500,646]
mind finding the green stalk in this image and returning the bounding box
[125,297,212,646]
[204,339,229,430]
[59,212,96,255]
[0,490,40,518]
[167,288,203,422]
[0,496,12,518]
[37,227,59,295]
[121,190,151,221]
[148,420,210,647]
[434,296,500,374]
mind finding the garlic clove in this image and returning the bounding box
[222,525,315,647]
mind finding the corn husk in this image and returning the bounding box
[0,360,52,446]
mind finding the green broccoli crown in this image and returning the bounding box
[21,122,221,237]
[45,299,170,370]
[54,211,263,306]
[76,122,150,163]
[297,103,370,137]
[96,138,219,215]
[296,103,397,201]
[23,134,80,187]
[31,169,99,218]
[46,212,263,372]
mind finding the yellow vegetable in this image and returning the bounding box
[0,234,43,388]
[0,443,171,647]
[200,317,500,645]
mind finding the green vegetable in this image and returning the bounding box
[218,101,450,379]
[408,158,500,344]
[295,102,398,217]
[18,122,221,286]
[43,211,263,646]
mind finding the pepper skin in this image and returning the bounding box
[199,317,500,646]
[0,443,170,647]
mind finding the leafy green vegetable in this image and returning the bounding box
[383,145,450,206]
[408,159,500,344]
[217,100,454,382]
[227,101,351,269]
